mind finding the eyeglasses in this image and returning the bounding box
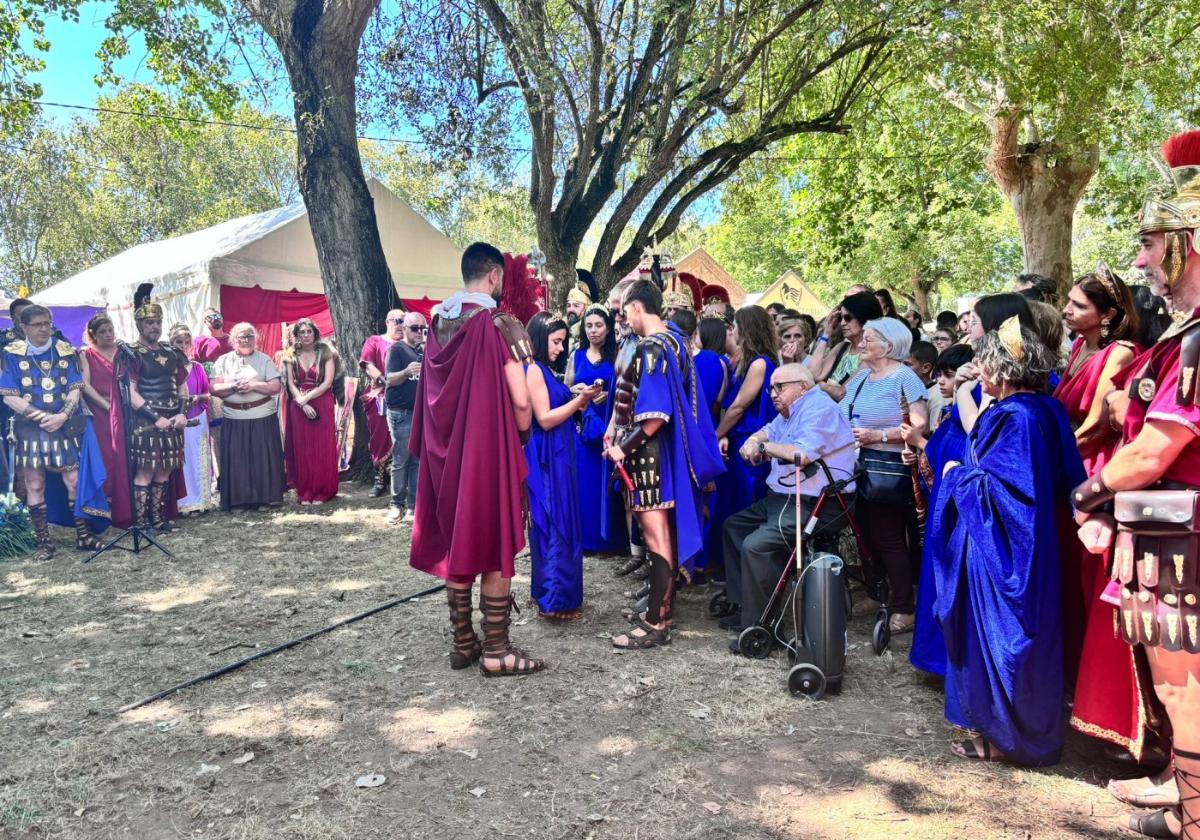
[769,380,803,394]
[933,335,953,343]
[386,317,404,324]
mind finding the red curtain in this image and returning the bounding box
[218,286,441,356]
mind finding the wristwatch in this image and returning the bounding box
[880,429,888,443]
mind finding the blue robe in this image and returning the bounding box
[524,362,584,613]
[932,392,1084,765]
[909,401,970,680]
[720,355,778,507]
[693,349,732,571]
[632,331,724,576]
[570,348,624,552]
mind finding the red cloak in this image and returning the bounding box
[409,304,527,582]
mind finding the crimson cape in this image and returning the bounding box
[409,304,527,581]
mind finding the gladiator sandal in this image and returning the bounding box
[1174,747,1200,840]
[133,484,151,530]
[148,481,172,533]
[28,502,55,561]
[447,587,482,670]
[73,515,102,551]
[614,550,648,577]
[479,593,545,677]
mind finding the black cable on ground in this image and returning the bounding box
[117,583,447,714]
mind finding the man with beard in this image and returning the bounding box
[111,287,189,532]
[360,310,405,497]
[192,308,232,366]
[1074,129,1200,839]
[410,242,543,677]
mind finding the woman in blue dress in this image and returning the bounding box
[932,320,1084,765]
[525,312,602,620]
[900,343,974,681]
[715,306,779,509]
[566,305,624,552]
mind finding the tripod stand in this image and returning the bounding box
[84,344,171,563]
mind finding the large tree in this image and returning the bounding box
[0,87,296,292]
[921,0,1200,294]
[377,0,897,299]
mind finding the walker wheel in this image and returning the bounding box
[708,591,733,618]
[871,618,890,656]
[738,625,773,660]
[788,663,827,700]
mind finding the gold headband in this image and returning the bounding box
[1093,261,1121,303]
[998,315,1024,360]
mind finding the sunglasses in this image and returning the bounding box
[408,325,428,333]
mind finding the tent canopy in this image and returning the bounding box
[33,179,463,341]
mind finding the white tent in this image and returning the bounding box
[33,179,463,339]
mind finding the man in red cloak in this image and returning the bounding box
[410,242,544,677]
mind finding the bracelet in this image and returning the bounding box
[1072,473,1116,513]
[818,336,829,343]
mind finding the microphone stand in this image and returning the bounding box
[84,343,171,562]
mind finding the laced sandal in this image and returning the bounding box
[888,612,916,634]
[447,587,481,670]
[951,736,1006,763]
[149,481,172,533]
[28,502,55,562]
[479,593,545,677]
[73,516,102,551]
[134,485,151,530]
[1172,747,1200,839]
[612,617,670,650]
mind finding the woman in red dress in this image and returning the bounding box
[80,314,120,499]
[1054,266,1149,758]
[282,318,339,504]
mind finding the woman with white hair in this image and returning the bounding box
[211,322,286,511]
[933,320,1084,765]
[839,316,928,633]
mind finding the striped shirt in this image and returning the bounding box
[839,365,928,449]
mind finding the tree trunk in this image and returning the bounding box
[985,109,1098,300]
[910,272,932,321]
[250,0,391,480]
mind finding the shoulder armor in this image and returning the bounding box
[55,339,76,356]
[639,336,667,376]
[1176,318,1200,407]
[493,312,533,364]
[7,340,27,355]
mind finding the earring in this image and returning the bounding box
[1101,320,1110,339]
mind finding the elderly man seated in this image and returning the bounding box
[720,363,857,645]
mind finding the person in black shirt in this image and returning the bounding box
[384,312,426,522]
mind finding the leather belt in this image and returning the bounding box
[225,396,272,411]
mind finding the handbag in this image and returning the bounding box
[847,375,914,507]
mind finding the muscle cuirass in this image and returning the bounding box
[612,335,640,429]
[133,342,183,407]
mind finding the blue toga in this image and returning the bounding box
[932,392,1084,765]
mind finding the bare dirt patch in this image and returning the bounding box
[1,489,1136,839]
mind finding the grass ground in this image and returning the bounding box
[1,487,1140,839]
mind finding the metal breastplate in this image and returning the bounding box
[135,344,181,405]
[612,336,640,428]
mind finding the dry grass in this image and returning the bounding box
[0,486,1134,839]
